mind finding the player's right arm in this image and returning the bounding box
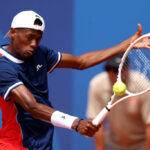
[9,85,99,137]
[10,85,55,121]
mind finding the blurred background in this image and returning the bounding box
[0,0,150,149]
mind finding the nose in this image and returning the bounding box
[30,39,38,48]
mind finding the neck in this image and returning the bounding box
[5,44,24,60]
[5,43,14,54]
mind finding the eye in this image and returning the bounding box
[36,37,41,43]
[27,35,33,41]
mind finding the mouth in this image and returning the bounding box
[26,49,34,56]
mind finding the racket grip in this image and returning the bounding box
[92,107,109,125]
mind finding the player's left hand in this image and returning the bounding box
[129,24,150,49]
[130,24,142,44]
[133,33,150,49]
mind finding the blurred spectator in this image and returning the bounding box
[86,55,150,150]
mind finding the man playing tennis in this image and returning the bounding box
[0,10,150,150]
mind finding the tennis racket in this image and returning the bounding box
[92,33,150,126]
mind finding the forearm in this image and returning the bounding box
[10,85,77,125]
[18,100,78,129]
[27,104,99,137]
[10,85,99,137]
[77,24,143,69]
[78,39,130,69]
[58,40,130,70]
[10,85,55,122]
[17,99,98,136]
[10,86,79,129]
[58,24,144,70]
[27,102,55,122]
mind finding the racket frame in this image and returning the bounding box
[92,33,150,125]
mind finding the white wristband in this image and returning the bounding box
[51,111,78,129]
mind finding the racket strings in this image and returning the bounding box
[121,49,150,93]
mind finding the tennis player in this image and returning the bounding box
[0,10,150,150]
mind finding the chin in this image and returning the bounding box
[23,52,34,59]
[24,55,32,60]
[19,55,31,60]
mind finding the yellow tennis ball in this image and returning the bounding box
[113,81,126,96]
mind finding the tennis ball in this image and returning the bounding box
[113,81,126,96]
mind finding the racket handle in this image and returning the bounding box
[92,107,109,125]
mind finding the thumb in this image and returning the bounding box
[137,24,142,36]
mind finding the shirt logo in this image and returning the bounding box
[36,64,43,72]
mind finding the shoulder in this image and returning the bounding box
[36,45,58,53]
[37,45,48,51]
[35,45,48,55]
[35,45,60,59]
[0,55,15,71]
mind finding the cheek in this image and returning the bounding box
[14,37,28,50]
[12,41,27,57]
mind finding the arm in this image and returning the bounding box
[10,85,55,121]
[57,24,150,70]
[9,85,99,137]
[94,125,105,150]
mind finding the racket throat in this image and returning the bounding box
[105,105,110,111]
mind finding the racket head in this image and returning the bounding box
[117,33,150,94]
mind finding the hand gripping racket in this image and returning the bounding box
[92,33,150,126]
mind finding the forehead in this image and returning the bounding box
[14,28,43,36]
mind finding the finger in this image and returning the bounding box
[137,24,142,32]
[145,46,150,49]
[80,125,95,136]
[84,130,95,137]
[86,125,99,135]
[86,123,97,131]
[134,24,142,37]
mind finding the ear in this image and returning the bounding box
[10,28,17,38]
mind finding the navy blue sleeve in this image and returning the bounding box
[46,48,62,73]
[38,46,62,73]
[0,61,23,100]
